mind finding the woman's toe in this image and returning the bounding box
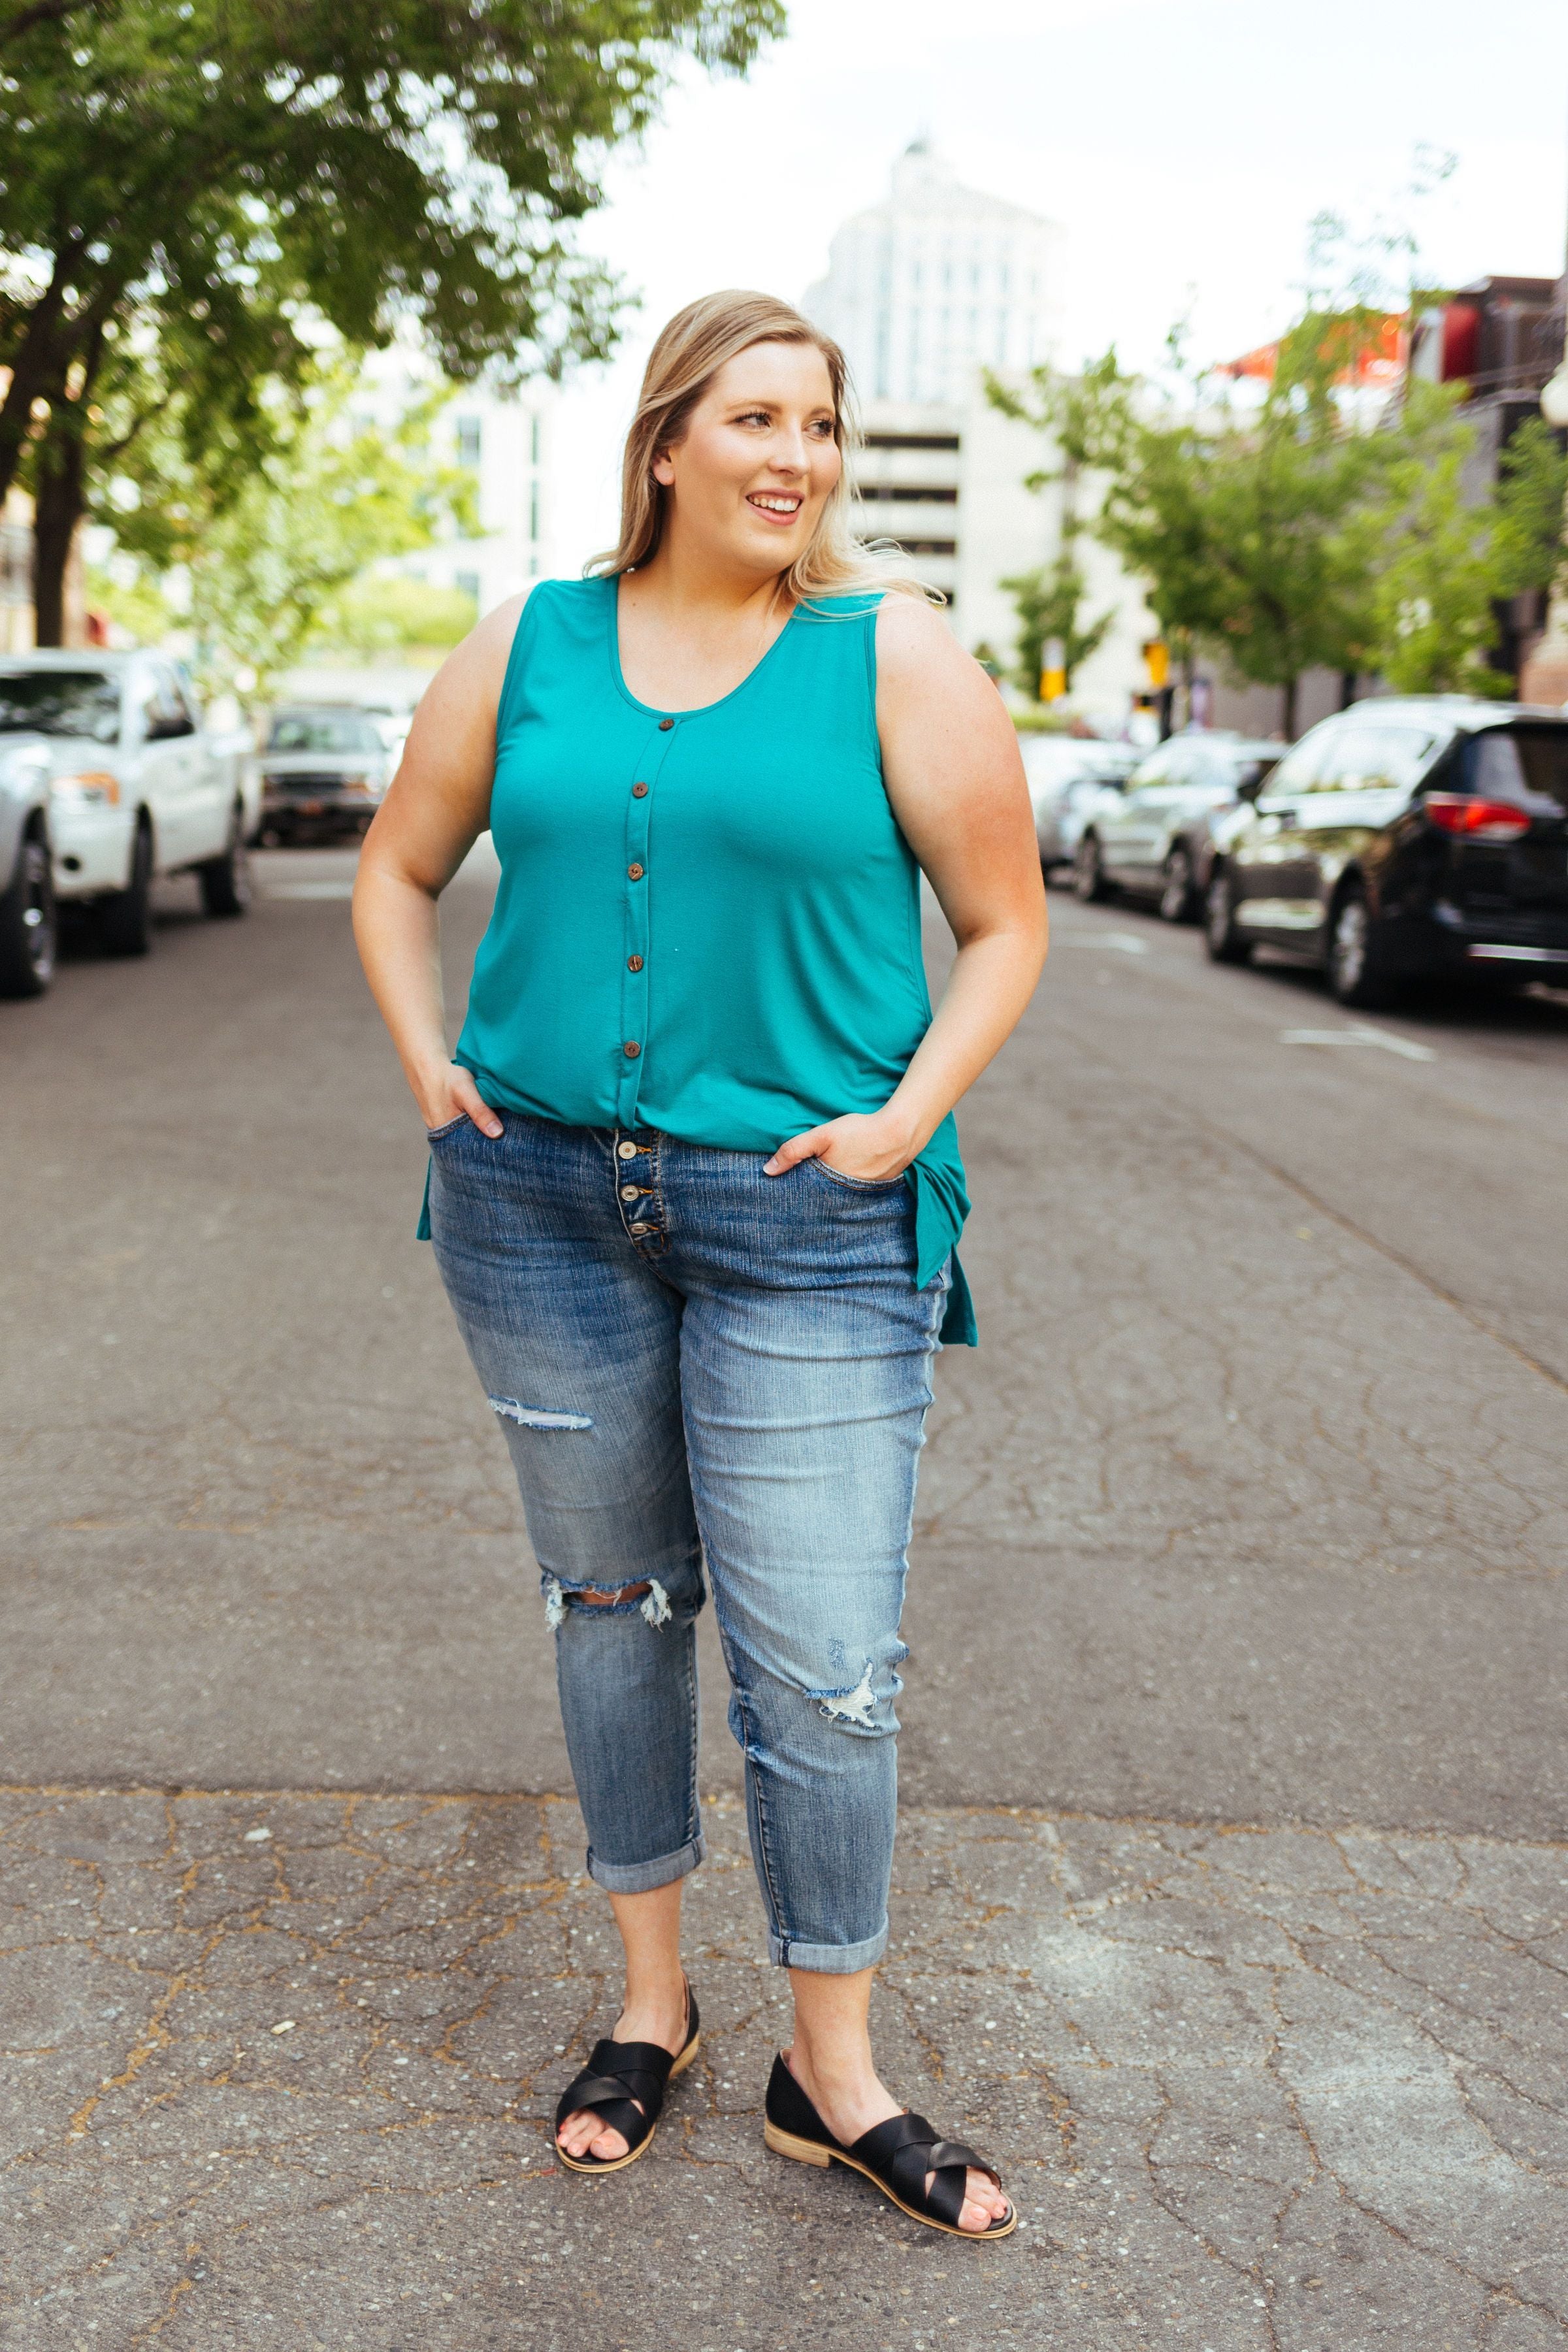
[958,2171,1009,2230]
[590,2127,629,2161]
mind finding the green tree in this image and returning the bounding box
[998,557,1113,698]
[309,572,480,660]
[996,313,1475,734]
[1492,416,1568,602]
[97,360,478,694]
[1151,312,1399,735]
[988,352,1122,698]
[1355,385,1512,696]
[24,288,306,642]
[989,347,1224,710]
[0,0,782,636]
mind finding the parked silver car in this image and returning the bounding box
[1073,734,1282,919]
[0,734,55,996]
[1022,736,1141,873]
[259,706,397,843]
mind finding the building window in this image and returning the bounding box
[855,483,959,504]
[455,416,482,468]
[529,479,540,542]
[530,413,541,466]
[862,431,962,452]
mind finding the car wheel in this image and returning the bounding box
[1073,833,1111,902]
[98,816,154,957]
[1325,881,1390,1008]
[1159,843,1196,923]
[1203,865,1252,964]
[199,800,252,918]
[0,828,56,998]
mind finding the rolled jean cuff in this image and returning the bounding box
[769,1921,889,1973]
[585,1830,706,1896]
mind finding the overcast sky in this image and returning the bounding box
[549,0,1568,567]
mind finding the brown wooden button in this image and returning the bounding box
[627,862,644,879]
[627,955,644,972]
[632,781,649,798]
[623,1040,640,1058]
[658,718,674,731]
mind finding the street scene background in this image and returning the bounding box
[5,1,1568,2345]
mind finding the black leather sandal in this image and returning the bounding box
[553,1983,700,2174]
[764,2052,1015,2238]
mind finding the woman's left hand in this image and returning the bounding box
[764,1109,918,1183]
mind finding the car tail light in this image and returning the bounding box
[1422,793,1531,842]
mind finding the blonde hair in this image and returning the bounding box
[589,289,937,608]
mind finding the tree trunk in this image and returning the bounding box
[1282,674,1299,740]
[31,414,86,646]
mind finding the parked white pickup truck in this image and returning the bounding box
[0,650,260,956]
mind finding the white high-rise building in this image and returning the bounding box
[801,146,1154,710]
[803,141,1064,408]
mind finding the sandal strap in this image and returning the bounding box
[553,2048,669,2151]
[588,2036,675,2093]
[853,2110,1002,2228]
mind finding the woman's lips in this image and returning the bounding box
[747,492,803,523]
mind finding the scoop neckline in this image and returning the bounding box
[604,574,800,721]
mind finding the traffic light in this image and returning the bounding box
[1039,636,1066,702]
[1142,639,1169,689]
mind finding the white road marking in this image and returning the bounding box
[1279,1024,1437,1062]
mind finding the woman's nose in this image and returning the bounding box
[767,431,809,473]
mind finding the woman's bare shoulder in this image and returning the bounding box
[875,594,1009,717]
[417,590,532,723]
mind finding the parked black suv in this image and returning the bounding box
[1203,698,1568,1005]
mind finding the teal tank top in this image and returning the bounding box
[426,574,975,1346]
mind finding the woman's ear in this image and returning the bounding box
[651,446,676,489]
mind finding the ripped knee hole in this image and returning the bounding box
[543,1576,672,1630]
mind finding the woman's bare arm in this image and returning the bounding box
[764,595,1047,1180]
[351,596,524,1137]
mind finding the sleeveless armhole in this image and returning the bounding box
[495,582,549,747]
[864,592,888,777]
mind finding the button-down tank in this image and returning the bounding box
[442,574,974,1343]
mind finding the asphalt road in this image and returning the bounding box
[4,847,1565,1832]
[4,841,1567,2349]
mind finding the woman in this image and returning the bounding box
[353,290,1047,2240]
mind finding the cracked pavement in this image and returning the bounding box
[3,850,1567,2347]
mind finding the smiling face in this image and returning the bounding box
[651,339,843,587]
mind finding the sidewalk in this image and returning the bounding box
[7,1785,1566,2347]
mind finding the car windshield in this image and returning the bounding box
[1233,757,1278,791]
[0,670,120,743]
[1467,726,1568,815]
[268,713,383,755]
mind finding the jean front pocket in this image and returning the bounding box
[425,1115,471,1143]
[804,1156,907,1195]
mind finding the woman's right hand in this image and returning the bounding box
[415,1062,504,1139]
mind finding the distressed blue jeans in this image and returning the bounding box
[427,1111,947,1972]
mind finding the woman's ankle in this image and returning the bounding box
[785,2037,881,2106]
